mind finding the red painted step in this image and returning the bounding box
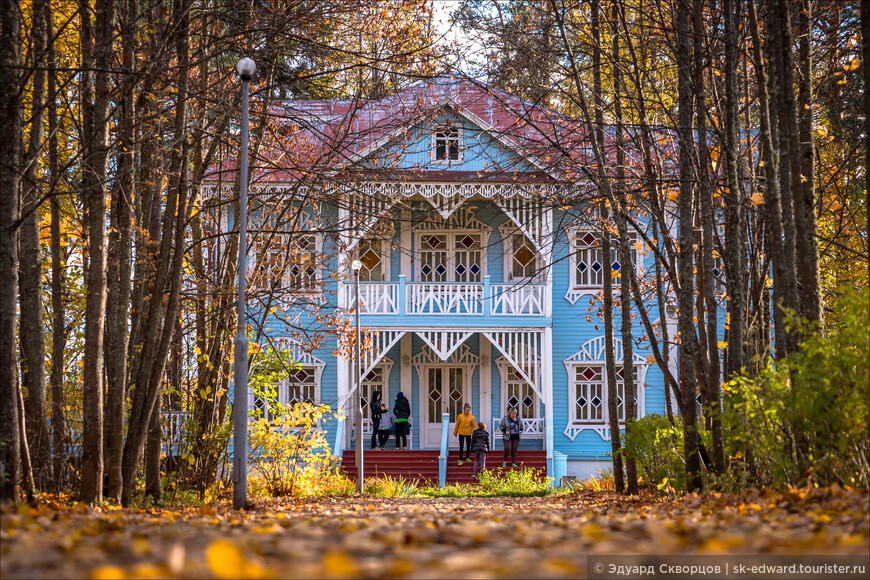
[342,449,547,486]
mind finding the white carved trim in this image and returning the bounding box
[202,181,586,202]
[414,331,474,362]
[482,331,543,399]
[358,330,406,384]
[411,341,480,366]
[496,197,552,260]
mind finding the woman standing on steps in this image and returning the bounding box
[369,391,384,450]
[498,407,523,467]
[393,391,411,450]
[453,404,476,465]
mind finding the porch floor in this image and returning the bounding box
[341,449,547,485]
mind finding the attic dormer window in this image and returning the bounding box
[432,127,461,162]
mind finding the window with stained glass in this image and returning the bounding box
[286,234,318,291]
[282,366,317,408]
[418,232,483,282]
[358,238,387,282]
[571,229,637,288]
[573,365,604,422]
[569,364,641,424]
[510,232,541,281]
[504,366,539,420]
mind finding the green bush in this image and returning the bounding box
[725,288,869,489]
[623,414,686,492]
[419,468,555,497]
[364,475,420,497]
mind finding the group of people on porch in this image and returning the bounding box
[368,391,524,474]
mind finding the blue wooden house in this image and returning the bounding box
[204,76,677,484]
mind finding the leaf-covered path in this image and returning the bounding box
[2,488,868,579]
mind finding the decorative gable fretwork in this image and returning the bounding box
[482,331,543,399]
[414,331,474,362]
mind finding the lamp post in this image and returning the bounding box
[233,56,255,510]
[351,259,363,493]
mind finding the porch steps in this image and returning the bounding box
[341,449,547,486]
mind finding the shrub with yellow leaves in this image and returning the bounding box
[248,401,351,496]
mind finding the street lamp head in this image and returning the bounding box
[351,260,362,273]
[236,57,256,81]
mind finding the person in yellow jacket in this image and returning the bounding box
[454,404,476,465]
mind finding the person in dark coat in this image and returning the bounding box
[369,391,384,450]
[470,422,491,475]
[393,391,411,450]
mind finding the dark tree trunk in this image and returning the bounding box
[105,0,137,503]
[145,395,161,502]
[590,0,624,493]
[748,0,788,363]
[723,0,747,379]
[80,0,115,503]
[0,0,23,502]
[19,0,51,490]
[610,0,637,495]
[48,42,67,493]
[693,0,725,475]
[796,0,821,325]
[675,0,702,493]
[121,0,190,505]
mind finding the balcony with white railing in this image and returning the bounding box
[342,276,550,321]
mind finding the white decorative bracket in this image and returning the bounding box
[414,330,474,362]
[482,330,543,399]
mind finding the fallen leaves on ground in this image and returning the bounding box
[1,487,867,579]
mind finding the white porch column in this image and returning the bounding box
[542,326,555,482]
[480,334,492,431]
[400,332,412,449]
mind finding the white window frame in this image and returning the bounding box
[565,224,642,305]
[356,236,392,282]
[499,223,544,283]
[415,230,487,282]
[249,341,326,424]
[430,124,463,164]
[562,336,649,441]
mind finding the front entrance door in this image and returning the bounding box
[422,367,470,448]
